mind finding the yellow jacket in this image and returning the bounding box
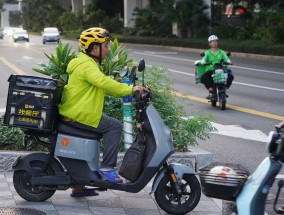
[59,52,132,128]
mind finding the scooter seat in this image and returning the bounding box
[56,120,102,140]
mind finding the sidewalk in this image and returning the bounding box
[0,171,222,215]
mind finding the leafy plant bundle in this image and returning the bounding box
[32,41,76,84]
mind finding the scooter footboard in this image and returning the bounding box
[151,163,196,193]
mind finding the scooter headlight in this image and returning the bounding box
[266,131,279,153]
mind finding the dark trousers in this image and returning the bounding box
[201,70,234,90]
[68,115,122,169]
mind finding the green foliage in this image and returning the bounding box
[86,0,123,19]
[99,38,134,78]
[144,66,214,150]
[174,0,209,38]
[62,30,81,40]
[105,65,215,151]
[100,17,124,34]
[211,25,238,39]
[0,116,24,150]
[33,41,76,104]
[103,96,123,122]
[210,1,284,43]
[132,2,173,37]
[33,38,132,83]
[102,65,214,151]
[9,11,22,27]
[0,116,48,151]
[33,41,76,84]
[59,12,81,31]
[132,0,209,38]
[22,0,64,31]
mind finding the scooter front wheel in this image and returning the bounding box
[13,160,56,201]
[154,174,201,215]
[219,93,226,110]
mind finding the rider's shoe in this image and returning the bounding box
[226,94,229,98]
[206,88,215,99]
[70,186,99,197]
[98,168,123,183]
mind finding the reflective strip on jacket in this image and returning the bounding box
[59,52,132,128]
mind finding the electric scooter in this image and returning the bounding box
[199,121,284,214]
[11,59,201,215]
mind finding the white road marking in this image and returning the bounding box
[134,51,284,76]
[167,69,284,92]
[210,122,268,143]
[231,65,284,75]
[22,56,33,60]
[233,82,284,92]
[182,118,268,143]
[168,69,195,76]
[145,51,178,55]
[134,51,194,62]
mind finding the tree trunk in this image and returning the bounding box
[179,25,188,38]
[188,23,194,38]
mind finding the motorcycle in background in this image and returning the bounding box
[195,52,232,110]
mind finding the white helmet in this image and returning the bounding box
[208,35,218,42]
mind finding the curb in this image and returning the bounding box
[123,43,284,63]
[0,146,213,172]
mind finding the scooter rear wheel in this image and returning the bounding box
[13,161,56,201]
[154,174,201,215]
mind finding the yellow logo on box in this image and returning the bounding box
[24,104,35,109]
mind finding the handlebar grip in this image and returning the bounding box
[133,90,140,100]
[134,90,140,96]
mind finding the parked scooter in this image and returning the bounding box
[199,121,284,214]
[195,53,232,110]
[11,59,201,215]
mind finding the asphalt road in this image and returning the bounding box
[0,34,284,214]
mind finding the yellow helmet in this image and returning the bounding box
[79,27,110,51]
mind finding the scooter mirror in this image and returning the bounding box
[227,52,231,57]
[138,59,145,72]
[129,66,137,84]
[200,52,205,57]
[119,66,128,77]
[266,131,279,153]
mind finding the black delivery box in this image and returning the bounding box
[4,75,58,132]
